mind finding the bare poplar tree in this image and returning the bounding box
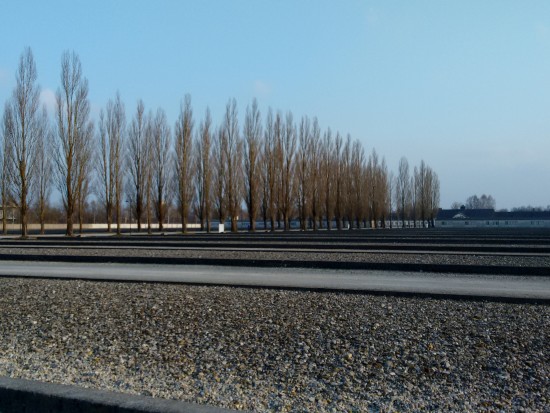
[111,94,126,234]
[378,157,391,228]
[379,157,389,228]
[365,155,374,227]
[259,145,269,229]
[309,118,321,230]
[395,156,411,228]
[151,108,171,231]
[341,135,352,229]
[367,149,387,228]
[273,111,284,229]
[243,98,262,231]
[321,128,334,229]
[174,94,194,233]
[350,139,365,228]
[2,48,41,237]
[76,130,94,234]
[212,127,227,226]
[144,113,154,234]
[127,100,148,231]
[418,164,440,227]
[280,111,296,230]
[35,108,52,234]
[334,132,344,230]
[427,168,440,227]
[97,111,112,230]
[262,108,277,231]
[222,98,243,232]
[412,166,419,228]
[417,160,428,227]
[388,171,395,228]
[195,107,212,232]
[296,116,311,230]
[1,109,12,234]
[97,93,126,234]
[257,112,268,229]
[53,51,93,236]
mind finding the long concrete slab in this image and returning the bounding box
[0,375,235,413]
[0,260,548,301]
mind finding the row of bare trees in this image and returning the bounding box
[1,48,52,236]
[394,157,441,228]
[1,48,440,236]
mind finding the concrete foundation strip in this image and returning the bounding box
[0,376,238,413]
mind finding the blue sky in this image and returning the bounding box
[1,1,549,209]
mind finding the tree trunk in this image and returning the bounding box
[66,207,73,236]
[20,202,28,238]
[79,209,84,234]
[2,209,7,235]
[116,196,121,235]
[136,199,142,232]
[249,212,256,232]
[107,205,112,232]
[158,200,164,231]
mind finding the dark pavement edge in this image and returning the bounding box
[0,376,238,413]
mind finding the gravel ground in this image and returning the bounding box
[0,246,549,268]
[0,278,548,412]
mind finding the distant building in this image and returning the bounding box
[0,204,18,223]
[435,207,550,228]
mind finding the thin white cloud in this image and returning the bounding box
[39,88,57,114]
[253,80,272,96]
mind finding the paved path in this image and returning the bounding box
[0,260,548,301]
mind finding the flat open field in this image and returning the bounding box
[0,228,548,412]
[1,228,549,275]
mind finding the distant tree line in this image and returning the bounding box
[1,48,441,236]
[450,194,496,210]
[451,195,550,213]
[510,205,550,212]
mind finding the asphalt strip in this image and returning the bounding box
[0,260,548,302]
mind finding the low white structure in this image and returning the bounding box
[0,222,202,233]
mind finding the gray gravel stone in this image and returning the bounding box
[0,246,548,268]
[0,278,548,411]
